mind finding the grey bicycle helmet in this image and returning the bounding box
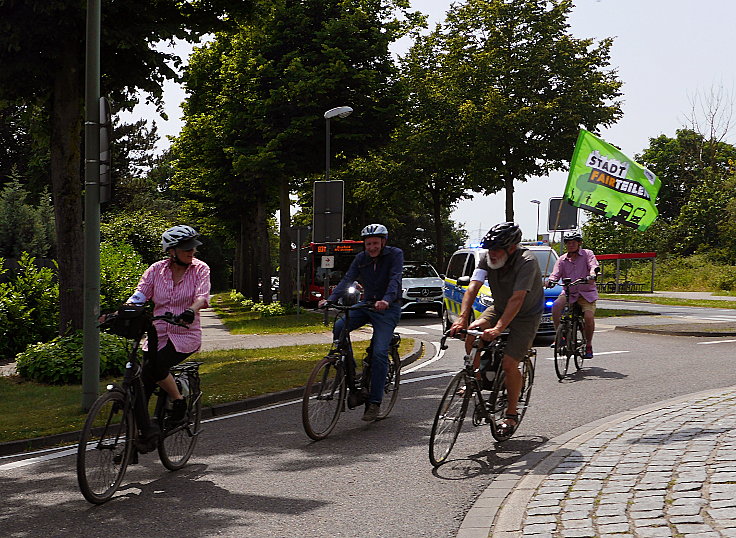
[361,223,388,238]
[563,231,583,242]
[161,225,202,251]
[480,222,522,250]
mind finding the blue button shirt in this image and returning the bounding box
[329,245,404,304]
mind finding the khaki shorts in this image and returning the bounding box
[556,295,596,313]
[478,307,541,361]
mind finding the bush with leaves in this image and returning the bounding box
[100,210,173,265]
[16,331,130,384]
[0,173,54,258]
[0,253,58,360]
[99,241,148,312]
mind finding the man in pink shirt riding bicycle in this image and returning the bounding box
[546,231,599,359]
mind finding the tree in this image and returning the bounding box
[439,0,622,220]
[0,0,253,333]
[173,0,421,300]
[0,172,54,259]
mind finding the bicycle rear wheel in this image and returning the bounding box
[76,390,134,504]
[553,323,571,380]
[375,345,401,420]
[159,391,202,470]
[488,368,512,442]
[302,356,346,440]
[429,371,470,467]
[573,319,587,370]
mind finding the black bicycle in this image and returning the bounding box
[76,306,203,504]
[551,277,590,380]
[429,329,536,467]
[302,301,402,440]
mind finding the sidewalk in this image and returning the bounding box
[459,386,736,537]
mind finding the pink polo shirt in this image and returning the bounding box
[549,248,599,303]
[135,258,211,353]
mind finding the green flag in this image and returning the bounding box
[564,129,661,231]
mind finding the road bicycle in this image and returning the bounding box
[302,301,402,440]
[429,329,536,467]
[550,277,591,380]
[76,306,203,504]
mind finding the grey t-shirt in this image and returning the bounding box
[477,247,544,317]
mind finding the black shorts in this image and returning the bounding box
[142,340,193,397]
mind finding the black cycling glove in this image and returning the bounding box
[178,308,195,324]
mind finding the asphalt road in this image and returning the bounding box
[2,304,736,537]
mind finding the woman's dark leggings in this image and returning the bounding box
[141,340,193,401]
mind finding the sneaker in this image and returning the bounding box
[136,425,160,454]
[362,402,380,422]
[584,346,593,359]
[168,398,188,424]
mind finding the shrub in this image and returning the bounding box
[251,301,293,317]
[100,211,173,265]
[16,331,131,384]
[229,290,245,302]
[241,299,254,311]
[100,241,148,312]
[0,253,58,360]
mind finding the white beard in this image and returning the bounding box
[487,250,508,269]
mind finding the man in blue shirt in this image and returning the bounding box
[319,223,403,421]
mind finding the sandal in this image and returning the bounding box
[498,413,519,434]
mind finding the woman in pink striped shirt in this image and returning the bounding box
[127,225,211,434]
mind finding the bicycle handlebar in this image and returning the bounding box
[320,300,377,311]
[439,328,486,350]
[154,312,190,328]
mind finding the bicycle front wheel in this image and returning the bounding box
[76,390,134,504]
[429,371,470,467]
[517,357,535,424]
[302,357,346,440]
[159,392,202,471]
[573,319,587,370]
[375,346,401,420]
[553,323,570,380]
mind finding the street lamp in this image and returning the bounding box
[324,106,353,180]
[530,199,541,240]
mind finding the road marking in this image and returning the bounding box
[420,324,442,330]
[697,339,736,345]
[542,350,631,360]
[394,327,427,335]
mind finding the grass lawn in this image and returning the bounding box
[0,336,416,444]
[599,294,736,309]
[211,293,329,334]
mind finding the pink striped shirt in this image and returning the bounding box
[549,248,599,303]
[135,258,211,353]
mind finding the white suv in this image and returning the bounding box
[442,244,561,336]
[400,261,444,316]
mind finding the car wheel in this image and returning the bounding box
[442,307,451,333]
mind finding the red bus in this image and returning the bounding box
[299,240,363,305]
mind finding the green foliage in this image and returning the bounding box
[241,299,255,311]
[251,301,295,317]
[0,173,54,258]
[99,242,148,312]
[0,253,58,360]
[100,211,174,265]
[611,254,736,292]
[15,331,130,385]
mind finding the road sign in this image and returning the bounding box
[548,197,579,231]
[321,256,335,269]
[313,180,344,242]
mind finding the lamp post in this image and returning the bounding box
[530,199,541,240]
[324,106,353,181]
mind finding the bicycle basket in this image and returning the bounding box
[100,305,152,340]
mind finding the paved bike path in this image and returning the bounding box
[458,385,736,537]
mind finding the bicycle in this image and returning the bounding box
[429,329,536,467]
[302,301,402,440]
[550,277,590,380]
[76,306,203,504]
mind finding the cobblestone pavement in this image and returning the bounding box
[458,387,736,538]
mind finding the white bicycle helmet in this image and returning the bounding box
[360,223,388,238]
[161,225,202,252]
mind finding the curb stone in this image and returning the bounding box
[0,340,424,457]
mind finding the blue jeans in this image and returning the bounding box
[332,302,401,404]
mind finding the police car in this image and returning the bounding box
[442,243,562,337]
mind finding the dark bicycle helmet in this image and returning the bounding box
[563,231,583,243]
[480,222,522,250]
[361,223,388,239]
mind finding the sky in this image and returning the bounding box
[124,0,736,245]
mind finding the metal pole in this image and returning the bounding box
[536,204,540,239]
[82,0,102,411]
[296,228,300,317]
[325,118,330,181]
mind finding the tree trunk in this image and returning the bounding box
[50,38,84,334]
[255,197,272,304]
[431,188,445,272]
[278,177,294,304]
[504,175,515,222]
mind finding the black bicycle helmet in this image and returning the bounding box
[480,222,522,250]
[563,231,583,243]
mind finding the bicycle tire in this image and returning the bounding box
[553,322,570,380]
[488,367,513,442]
[573,318,587,370]
[76,389,134,504]
[375,346,401,420]
[302,356,346,440]
[158,391,202,470]
[429,371,470,467]
[517,356,535,424]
